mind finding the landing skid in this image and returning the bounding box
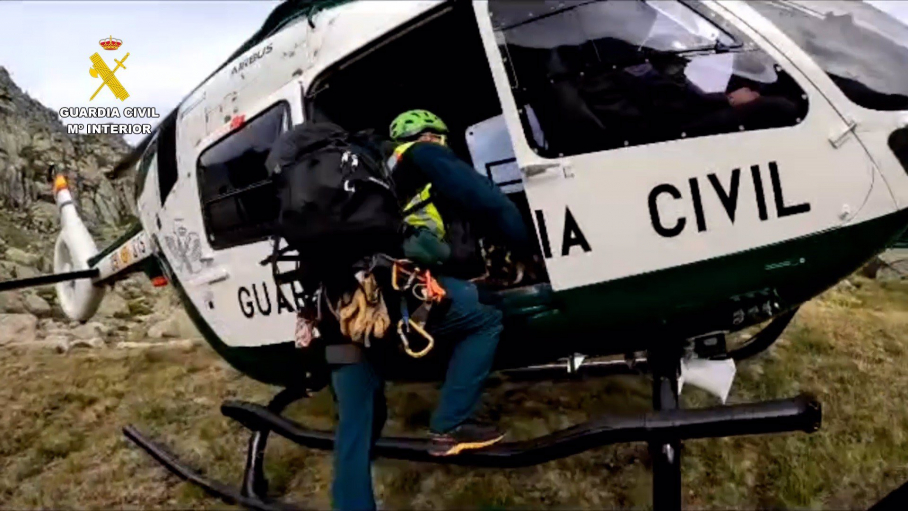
[124,360,821,510]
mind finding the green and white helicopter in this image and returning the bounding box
[5,0,908,508]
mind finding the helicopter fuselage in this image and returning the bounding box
[84,0,908,388]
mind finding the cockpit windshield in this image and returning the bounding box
[751,0,908,111]
[493,0,738,54]
[489,0,809,157]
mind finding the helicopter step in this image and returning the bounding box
[124,383,820,511]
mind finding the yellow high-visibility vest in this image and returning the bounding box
[391,142,447,240]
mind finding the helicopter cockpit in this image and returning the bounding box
[485,0,810,157]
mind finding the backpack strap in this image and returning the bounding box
[387,141,417,172]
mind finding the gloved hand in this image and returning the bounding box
[482,244,524,287]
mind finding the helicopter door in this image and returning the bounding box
[473,0,877,292]
[160,79,306,349]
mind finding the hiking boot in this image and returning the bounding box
[428,420,504,457]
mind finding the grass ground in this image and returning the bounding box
[2,275,908,509]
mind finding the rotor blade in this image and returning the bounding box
[0,269,100,293]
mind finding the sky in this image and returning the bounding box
[867,0,908,20]
[0,1,281,144]
[0,0,906,146]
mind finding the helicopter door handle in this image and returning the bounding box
[521,162,573,179]
[188,267,230,287]
[829,120,857,149]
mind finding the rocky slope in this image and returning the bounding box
[0,65,199,351]
[0,66,136,232]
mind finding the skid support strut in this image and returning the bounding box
[241,388,308,501]
[124,387,311,511]
[649,348,683,511]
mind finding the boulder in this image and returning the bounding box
[11,264,38,279]
[97,291,129,318]
[5,247,40,266]
[23,293,51,317]
[0,313,37,345]
[0,235,6,251]
[71,322,109,340]
[0,290,26,313]
[27,200,57,232]
[148,309,201,339]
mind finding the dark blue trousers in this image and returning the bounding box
[330,276,503,510]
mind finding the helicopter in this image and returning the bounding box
[4,0,908,509]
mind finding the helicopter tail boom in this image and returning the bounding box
[50,171,157,320]
[0,171,156,321]
[50,172,107,321]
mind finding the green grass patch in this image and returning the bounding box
[2,274,908,508]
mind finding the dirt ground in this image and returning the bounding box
[2,275,908,509]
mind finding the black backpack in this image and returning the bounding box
[263,121,403,288]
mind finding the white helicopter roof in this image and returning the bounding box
[178,0,442,146]
[116,0,443,173]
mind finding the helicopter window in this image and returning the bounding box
[750,1,908,111]
[197,102,288,250]
[489,0,809,157]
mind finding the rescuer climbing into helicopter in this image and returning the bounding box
[329,109,533,511]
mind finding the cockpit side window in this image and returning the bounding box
[489,0,809,157]
[751,0,908,111]
[197,102,288,250]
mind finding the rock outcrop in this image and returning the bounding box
[0,313,37,345]
[0,66,136,234]
[0,66,198,352]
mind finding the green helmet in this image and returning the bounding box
[389,109,448,141]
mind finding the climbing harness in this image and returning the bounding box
[291,255,447,359]
[390,258,447,358]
